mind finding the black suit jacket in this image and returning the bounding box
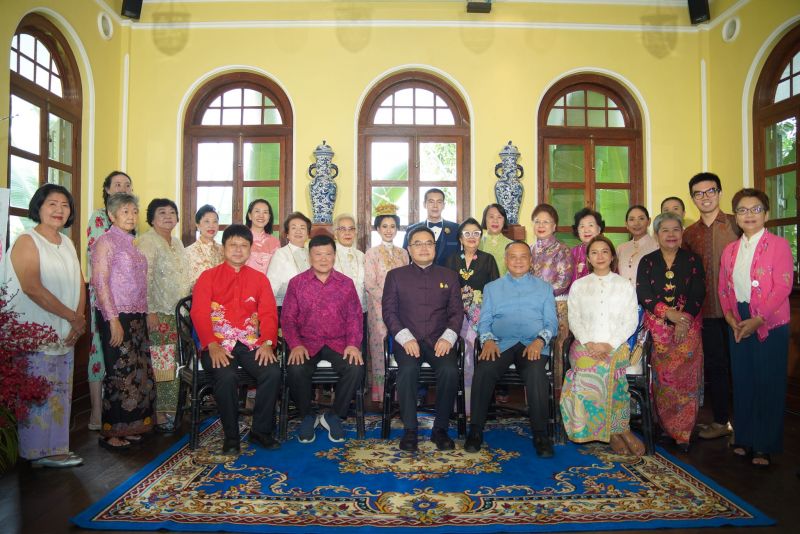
[402,220,460,266]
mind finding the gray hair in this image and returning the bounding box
[653,211,683,233]
[106,192,139,217]
[333,212,357,228]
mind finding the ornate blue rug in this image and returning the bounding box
[71,415,772,532]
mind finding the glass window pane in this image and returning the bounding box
[51,76,62,97]
[9,215,37,245]
[556,231,580,248]
[371,186,409,225]
[587,91,605,107]
[244,142,280,181]
[263,95,274,107]
[35,66,49,90]
[395,88,413,106]
[566,108,585,127]
[587,109,605,127]
[780,64,791,80]
[607,98,619,109]
[243,89,261,106]
[263,109,282,125]
[47,167,71,192]
[415,108,434,125]
[765,171,797,219]
[416,89,434,106]
[419,142,456,182]
[201,109,220,125]
[209,96,221,108]
[197,187,233,225]
[555,96,564,106]
[548,144,584,183]
[608,109,625,127]
[595,189,630,227]
[793,52,800,73]
[550,190,585,227]
[19,56,34,81]
[50,59,60,77]
[48,113,72,165]
[380,96,393,107]
[547,109,564,126]
[9,155,39,209]
[10,95,40,155]
[435,95,447,107]
[374,108,392,124]
[197,142,234,181]
[565,91,585,107]
[774,224,798,277]
[20,33,35,57]
[793,74,800,98]
[243,186,280,235]
[222,88,242,107]
[395,108,413,125]
[775,80,790,102]
[371,142,408,181]
[222,108,241,125]
[764,118,797,169]
[605,232,630,248]
[242,108,261,125]
[595,145,630,183]
[435,109,454,125]
[10,50,17,72]
[419,186,457,223]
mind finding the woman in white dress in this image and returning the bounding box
[267,212,311,311]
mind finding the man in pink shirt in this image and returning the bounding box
[282,234,365,444]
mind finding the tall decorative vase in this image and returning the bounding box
[493,141,526,240]
[308,140,338,227]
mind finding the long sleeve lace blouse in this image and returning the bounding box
[90,225,148,321]
[135,229,192,315]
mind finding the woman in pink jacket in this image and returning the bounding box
[718,188,793,468]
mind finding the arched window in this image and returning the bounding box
[8,13,82,245]
[357,71,470,249]
[753,23,800,285]
[537,74,643,246]
[182,72,292,243]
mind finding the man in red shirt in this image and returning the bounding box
[191,224,280,455]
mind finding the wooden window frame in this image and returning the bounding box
[357,72,471,251]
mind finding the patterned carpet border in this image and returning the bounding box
[71,415,774,533]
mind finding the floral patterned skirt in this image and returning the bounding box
[97,311,155,438]
[150,312,180,414]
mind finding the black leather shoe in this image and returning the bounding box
[431,427,455,451]
[250,430,280,450]
[221,437,241,456]
[399,429,418,452]
[533,435,554,458]
[464,427,483,453]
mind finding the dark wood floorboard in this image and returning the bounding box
[1,405,798,534]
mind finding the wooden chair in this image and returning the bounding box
[381,336,467,439]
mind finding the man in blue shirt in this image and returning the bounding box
[466,240,558,457]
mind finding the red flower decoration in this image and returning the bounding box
[92,362,101,374]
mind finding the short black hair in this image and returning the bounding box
[309,234,336,252]
[660,196,686,212]
[101,170,132,206]
[481,203,508,231]
[626,204,650,220]
[407,226,435,244]
[689,172,722,194]
[194,204,218,224]
[29,184,75,228]
[222,224,253,245]
[374,213,401,230]
[245,198,275,233]
[283,211,312,235]
[458,217,482,237]
[571,207,605,238]
[146,198,179,226]
[423,188,445,203]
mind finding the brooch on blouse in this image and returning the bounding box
[439,282,449,289]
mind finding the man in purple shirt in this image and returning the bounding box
[383,226,464,452]
[283,234,364,444]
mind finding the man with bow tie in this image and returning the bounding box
[403,188,459,266]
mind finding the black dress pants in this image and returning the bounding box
[286,345,364,419]
[702,317,731,425]
[200,342,281,441]
[470,342,549,434]
[396,340,458,431]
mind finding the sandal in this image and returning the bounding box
[752,452,770,468]
[98,437,131,451]
[730,443,752,458]
[610,434,631,455]
[124,435,144,444]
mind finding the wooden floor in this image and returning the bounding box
[1,404,798,534]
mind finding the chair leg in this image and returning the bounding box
[381,372,395,440]
[640,391,656,456]
[190,389,201,450]
[356,386,366,439]
[175,380,187,434]
[279,384,289,442]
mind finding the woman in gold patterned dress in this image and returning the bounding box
[184,204,224,286]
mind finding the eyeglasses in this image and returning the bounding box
[336,226,356,232]
[735,205,766,215]
[409,241,436,248]
[691,187,719,200]
[461,230,482,238]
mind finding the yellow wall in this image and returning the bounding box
[2,0,799,260]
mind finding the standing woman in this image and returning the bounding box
[245,199,280,275]
[267,212,311,309]
[479,204,512,277]
[636,212,705,452]
[185,204,224,286]
[91,193,155,450]
[445,217,500,411]
[364,204,409,402]
[571,208,605,281]
[617,205,658,286]
[85,171,132,430]
[718,189,793,467]
[135,199,192,433]
[4,185,85,467]
[561,236,643,456]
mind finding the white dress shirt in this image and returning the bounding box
[732,228,765,303]
[567,271,639,350]
[334,243,366,310]
[266,242,309,306]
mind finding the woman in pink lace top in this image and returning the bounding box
[90,193,155,451]
[245,199,280,275]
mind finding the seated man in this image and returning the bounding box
[382,226,463,452]
[283,234,365,443]
[191,224,281,456]
[466,240,559,458]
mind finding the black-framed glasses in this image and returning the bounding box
[691,187,719,200]
[336,226,356,232]
[734,205,766,215]
[409,241,435,248]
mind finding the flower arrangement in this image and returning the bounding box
[0,283,57,472]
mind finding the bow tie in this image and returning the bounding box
[427,221,443,229]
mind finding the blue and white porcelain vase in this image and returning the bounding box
[494,141,524,224]
[308,140,339,224]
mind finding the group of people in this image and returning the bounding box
[3,171,792,469]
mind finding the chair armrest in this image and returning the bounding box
[561,332,575,377]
